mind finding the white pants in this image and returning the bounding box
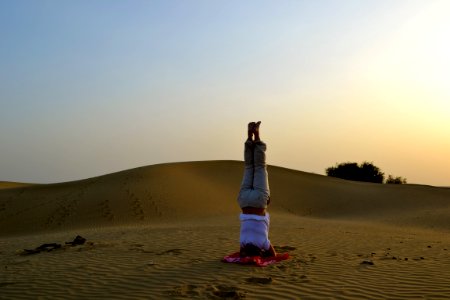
[237,140,270,208]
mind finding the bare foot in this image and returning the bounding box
[247,122,256,140]
[254,121,261,141]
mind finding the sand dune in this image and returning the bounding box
[1,161,450,299]
[0,181,35,190]
[1,161,449,236]
[0,161,244,236]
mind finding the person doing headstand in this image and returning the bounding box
[237,121,277,257]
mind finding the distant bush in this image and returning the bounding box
[386,175,407,184]
[326,162,384,183]
[326,162,407,184]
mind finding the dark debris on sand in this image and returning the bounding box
[20,235,87,255]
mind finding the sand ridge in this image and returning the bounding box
[0,182,35,190]
[1,161,449,236]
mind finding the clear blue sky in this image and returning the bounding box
[1,0,449,185]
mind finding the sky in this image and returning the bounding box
[1,0,449,186]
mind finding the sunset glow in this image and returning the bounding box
[0,0,449,185]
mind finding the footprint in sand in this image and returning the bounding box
[157,248,184,255]
[169,284,245,299]
[124,187,145,220]
[129,244,154,254]
[208,285,245,299]
[0,202,7,212]
[360,260,375,266]
[274,245,296,252]
[99,199,114,221]
[246,277,273,284]
[131,197,145,220]
[147,195,163,218]
[45,198,78,227]
[169,284,201,297]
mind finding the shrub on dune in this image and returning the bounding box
[326,162,407,184]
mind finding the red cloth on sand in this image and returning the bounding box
[222,252,289,267]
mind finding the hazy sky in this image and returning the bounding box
[1,0,449,186]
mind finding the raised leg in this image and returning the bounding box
[240,139,254,190]
[252,120,270,202]
[253,140,270,201]
[237,121,270,208]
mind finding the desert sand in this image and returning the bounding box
[1,160,450,299]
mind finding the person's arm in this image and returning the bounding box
[268,244,277,257]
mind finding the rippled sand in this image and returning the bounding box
[1,161,450,299]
